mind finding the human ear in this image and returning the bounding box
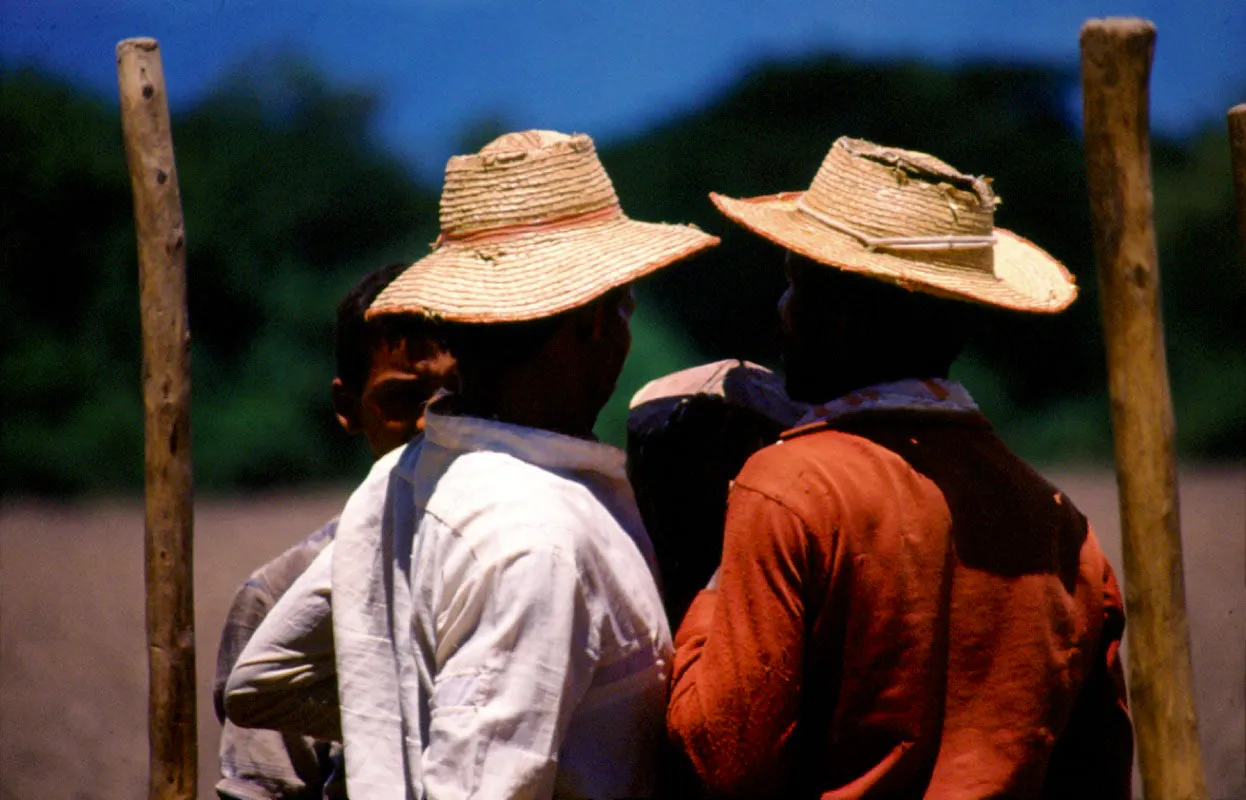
[586,288,633,342]
[331,377,362,435]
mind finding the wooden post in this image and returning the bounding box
[1228,104,1246,268]
[117,37,197,800]
[1080,18,1207,800]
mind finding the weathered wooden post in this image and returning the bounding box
[1228,104,1246,268]
[1079,18,1207,800]
[117,37,197,800]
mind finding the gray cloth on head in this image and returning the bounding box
[626,361,809,624]
[628,359,808,436]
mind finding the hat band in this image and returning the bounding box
[795,197,996,252]
[435,204,622,247]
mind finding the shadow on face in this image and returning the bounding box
[581,285,636,420]
[778,252,974,403]
[437,285,636,438]
[333,336,458,458]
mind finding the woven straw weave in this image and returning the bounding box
[712,137,1076,313]
[370,130,718,323]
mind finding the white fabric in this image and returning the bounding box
[330,445,410,799]
[330,409,670,800]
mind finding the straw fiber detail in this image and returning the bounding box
[804,138,997,273]
[370,218,716,323]
[439,133,619,237]
[712,136,1076,313]
[372,129,718,323]
[714,192,1075,312]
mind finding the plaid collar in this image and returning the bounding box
[788,378,979,432]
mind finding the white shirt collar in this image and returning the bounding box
[405,406,628,482]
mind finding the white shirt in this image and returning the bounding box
[228,409,673,800]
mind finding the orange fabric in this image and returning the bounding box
[667,413,1132,799]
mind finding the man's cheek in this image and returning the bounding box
[382,414,415,437]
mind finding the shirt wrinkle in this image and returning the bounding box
[338,409,671,800]
[730,480,821,540]
[668,390,1132,799]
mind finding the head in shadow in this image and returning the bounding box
[779,252,980,405]
[431,285,636,439]
[330,263,458,458]
[627,361,807,623]
[363,129,718,441]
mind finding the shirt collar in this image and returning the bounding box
[791,377,979,429]
[402,406,628,482]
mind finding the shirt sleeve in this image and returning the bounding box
[421,539,598,800]
[225,541,341,742]
[214,576,275,725]
[1043,538,1134,799]
[666,483,812,797]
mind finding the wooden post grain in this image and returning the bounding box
[1228,104,1246,268]
[1080,18,1207,800]
[117,37,197,800]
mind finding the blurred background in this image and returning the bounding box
[1,2,1243,798]
[2,0,1243,492]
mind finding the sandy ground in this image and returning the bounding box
[1,466,1242,799]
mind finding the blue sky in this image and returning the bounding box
[4,0,1243,177]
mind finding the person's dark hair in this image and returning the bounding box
[793,255,979,378]
[442,313,569,380]
[334,262,411,394]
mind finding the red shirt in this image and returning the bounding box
[667,411,1132,799]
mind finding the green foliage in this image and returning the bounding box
[1,59,438,492]
[605,57,1244,464]
[1,69,142,492]
[2,55,1241,494]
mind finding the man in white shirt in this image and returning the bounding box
[227,129,718,799]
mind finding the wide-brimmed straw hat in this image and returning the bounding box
[711,137,1077,313]
[369,130,719,323]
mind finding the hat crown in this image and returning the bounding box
[438,130,621,240]
[803,138,999,272]
[367,128,719,324]
[707,136,1076,313]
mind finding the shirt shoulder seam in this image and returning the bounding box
[728,481,820,537]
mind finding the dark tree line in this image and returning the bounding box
[1,55,1241,493]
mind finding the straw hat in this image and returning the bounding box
[711,137,1077,313]
[369,130,719,323]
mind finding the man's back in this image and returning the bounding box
[367,410,673,798]
[668,411,1132,799]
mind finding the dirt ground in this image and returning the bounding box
[2,467,1242,799]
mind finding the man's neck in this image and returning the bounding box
[804,374,954,407]
[453,375,597,440]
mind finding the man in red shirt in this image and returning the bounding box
[666,137,1133,799]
